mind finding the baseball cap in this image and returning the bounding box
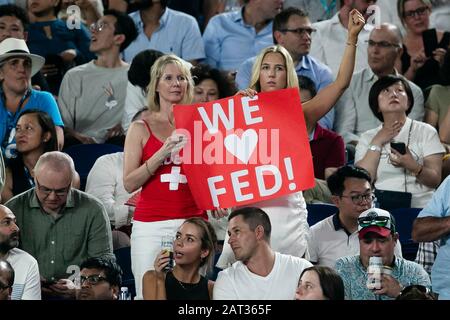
[358,208,396,239]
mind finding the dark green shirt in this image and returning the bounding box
[5,188,113,281]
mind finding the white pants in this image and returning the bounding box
[131,219,185,300]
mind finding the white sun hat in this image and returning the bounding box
[0,38,45,76]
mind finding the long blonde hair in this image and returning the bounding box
[249,45,299,92]
[146,54,194,112]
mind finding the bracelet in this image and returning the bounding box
[412,164,423,177]
[443,153,450,161]
[145,161,153,177]
[346,41,357,47]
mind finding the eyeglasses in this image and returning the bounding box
[89,20,109,33]
[35,178,71,198]
[403,6,429,19]
[280,27,316,36]
[366,40,400,49]
[341,192,375,204]
[79,274,108,286]
[358,214,390,228]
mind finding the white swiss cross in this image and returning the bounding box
[160,166,187,190]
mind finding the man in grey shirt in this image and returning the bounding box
[5,152,113,300]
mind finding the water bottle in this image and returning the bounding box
[367,256,383,290]
[119,287,130,300]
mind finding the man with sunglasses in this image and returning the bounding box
[335,208,430,300]
[334,23,424,148]
[236,7,336,130]
[76,257,122,300]
[309,165,402,268]
[5,151,113,300]
[58,9,137,147]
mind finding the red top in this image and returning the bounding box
[133,120,206,222]
[310,124,345,180]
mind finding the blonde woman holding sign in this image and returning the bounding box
[215,9,366,269]
[123,55,208,299]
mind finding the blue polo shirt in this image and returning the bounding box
[0,89,64,159]
[417,176,450,299]
[123,8,205,63]
[202,7,274,71]
[235,54,335,129]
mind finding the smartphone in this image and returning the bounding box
[390,142,406,155]
[422,29,438,58]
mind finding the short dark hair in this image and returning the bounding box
[228,207,272,241]
[396,285,437,300]
[273,7,309,44]
[0,259,14,288]
[368,75,414,122]
[298,75,317,98]
[0,4,29,31]
[191,63,237,98]
[103,9,138,52]
[80,257,122,287]
[17,109,58,153]
[128,49,164,91]
[300,266,345,300]
[327,165,372,196]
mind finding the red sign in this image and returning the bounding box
[173,88,314,210]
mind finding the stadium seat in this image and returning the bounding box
[114,246,135,299]
[306,203,339,227]
[390,207,422,261]
[63,143,123,190]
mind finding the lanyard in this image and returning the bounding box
[1,87,31,147]
[24,165,35,188]
[319,0,337,19]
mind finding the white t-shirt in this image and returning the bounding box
[216,192,310,269]
[6,248,41,300]
[85,152,137,228]
[355,118,445,208]
[309,214,402,268]
[213,251,312,300]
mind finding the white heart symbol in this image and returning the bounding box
[224,129,258,164]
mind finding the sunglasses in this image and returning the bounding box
[358,215,390,228]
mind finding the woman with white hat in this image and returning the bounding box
[0,38,64,159]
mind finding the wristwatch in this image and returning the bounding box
[368,144,382,153]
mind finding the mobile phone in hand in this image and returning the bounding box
[422,29,438,58]
[390,142,406,155]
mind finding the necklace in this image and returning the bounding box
[174,274,201,291]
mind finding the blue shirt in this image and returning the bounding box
[335,255,430,300]
[0,89,64,159]
[27,19,94,64]
[202,8,274,71]
[235,54,335,129]
[123,8,205,63]
[417,176,450,299]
